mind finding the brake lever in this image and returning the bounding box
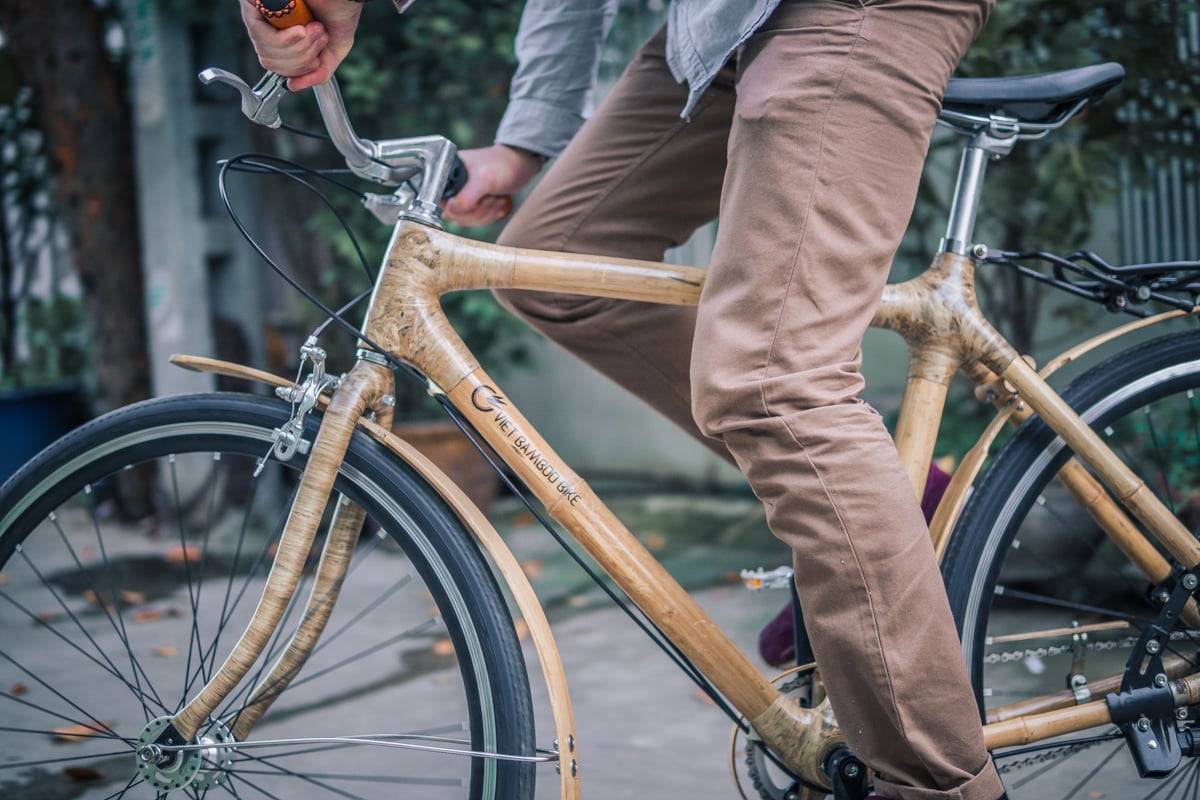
[199,67,290,129]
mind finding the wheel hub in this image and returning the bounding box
[136,717,235,792]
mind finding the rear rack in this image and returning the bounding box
[981,249,1200,316]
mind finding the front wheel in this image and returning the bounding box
[943,328,1200,799]
[0,393,536,799]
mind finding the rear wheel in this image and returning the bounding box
[0,393,536,799]
[943,328,1200,798]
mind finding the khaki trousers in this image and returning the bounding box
[494,1,1002,797]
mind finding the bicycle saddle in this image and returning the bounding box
[943,62,1126,125]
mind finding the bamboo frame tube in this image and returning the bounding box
[1001,356,1200,569]
[172,361,392,740]
[444,371,781,719]
[231,495,366,740]
[231,400,392,737]
[892,358,957,500]
[168,353,582,796]
[984,698,1114,750]
[985,651,1196,725]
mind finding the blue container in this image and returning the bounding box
[0,384,79,484]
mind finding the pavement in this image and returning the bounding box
[0,484,792,799]
[0,482,1163,799]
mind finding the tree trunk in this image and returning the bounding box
[0,0,153,514]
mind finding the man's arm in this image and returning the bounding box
[445,0,617,227]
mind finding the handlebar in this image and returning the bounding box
[205,0,464,227]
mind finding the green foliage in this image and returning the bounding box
[0,85,88,390]
[904,0,1199,356]
[265,2,531,416]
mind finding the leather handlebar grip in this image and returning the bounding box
[254,0,314,28]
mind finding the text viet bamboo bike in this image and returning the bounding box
[3,6,1200,799]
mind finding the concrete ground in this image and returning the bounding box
[0,485,1175,799]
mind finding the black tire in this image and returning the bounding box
[0,393,536,799]
[943,328,1200,798]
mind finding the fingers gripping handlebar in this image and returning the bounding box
[203,0,466,225]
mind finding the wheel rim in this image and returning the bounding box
[0,408,529,798]
[959,359,1200,798]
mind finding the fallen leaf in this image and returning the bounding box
[513,619,529,641]
[82,589,101,606]
[644,533,667,551]
[0,572,7,585]
[53,722,110,742]
[432,639,455,656]
[81,548,98,560]
[133,609,164,623]
[428,606,442,618]
[1087,793,1105,799]
[566,595,589,608]
[11,683,28,696]
[163,544,202,566]
[152,646,178,658]
[63,766,106,781]
[519,559,544,581]
[117,590,146,606]
[35,612,59,625]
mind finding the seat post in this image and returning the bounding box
[939,116,1020,256]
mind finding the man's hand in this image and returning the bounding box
[240,0,364,91]
[442,145,546,227]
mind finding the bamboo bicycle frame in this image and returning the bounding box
[166,216,1200,796]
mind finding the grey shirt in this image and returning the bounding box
[495,0,782,158]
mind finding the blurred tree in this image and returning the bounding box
[906,0,1200,356]
[0,0,149,409]
[0,0,152,512]
[245,0,531,415]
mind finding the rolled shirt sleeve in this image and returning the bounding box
[494,0,619,159]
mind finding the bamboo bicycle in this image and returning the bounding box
[3,5,1200,798]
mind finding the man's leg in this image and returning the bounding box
[690,1,1000,798]
[494,27,734,459]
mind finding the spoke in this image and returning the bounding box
[304,570,412,658]
[1140,405,1178,513]
[208,470,265,680]
[0,586,170,716]
[102,771,145,800]
[85,486,158,722]
[186,507,286,702]
[0,748,133,771]
[227,771,287,800]
[49,512,169,714]
[995,585,1153,625]
[169,457,208,712]
[224,618,439,719]
[0,654,124,741]
[1060,740,1121,798]
[186,453,225,687]
[236,750,372,800]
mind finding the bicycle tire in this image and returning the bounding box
[943,327,1200,798]
[0,392,536,799]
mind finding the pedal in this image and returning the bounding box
[740,566,794,591]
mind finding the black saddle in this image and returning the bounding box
[944,62,1126,125]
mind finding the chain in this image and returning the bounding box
[994,738,1109,775]
[986,629,1200,773]
[984,630,1199,665]
[984,635,1138,664]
